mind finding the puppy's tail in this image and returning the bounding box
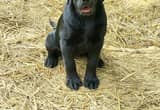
[49,18,56,30]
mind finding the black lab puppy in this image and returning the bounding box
[45,0,107,90]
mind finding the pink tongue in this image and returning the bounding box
[81,7,91,13]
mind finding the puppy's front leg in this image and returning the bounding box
[61,44,82,90]
[84,50,100,89]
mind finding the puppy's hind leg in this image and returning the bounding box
[45,49,59,68]
[45,32,60,68]
[97,58,105,68]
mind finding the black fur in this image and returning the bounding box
[45,0,107,90]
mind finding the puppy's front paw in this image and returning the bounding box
[66,76,82,90]
[44,56,58,68]
[84,74,99,89]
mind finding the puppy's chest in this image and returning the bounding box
[68,26,99,45]
[67,29,96,47]
[67,29,99,54]
[72,36,88,55]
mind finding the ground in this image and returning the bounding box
[0,0,160,110]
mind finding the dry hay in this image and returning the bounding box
[0,0,160,110]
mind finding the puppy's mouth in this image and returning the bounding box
[80,6,92,15]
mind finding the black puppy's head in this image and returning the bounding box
[67,0,103,16]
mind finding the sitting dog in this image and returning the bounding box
[45,0,107,90]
